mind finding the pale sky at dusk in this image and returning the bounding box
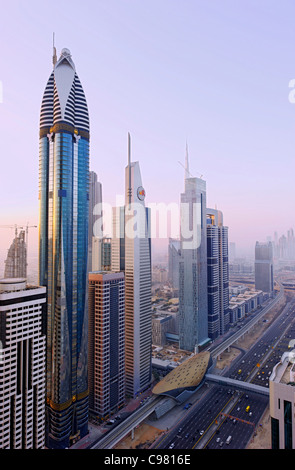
[0,0,295,271]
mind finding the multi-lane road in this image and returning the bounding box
[154,291,295,450]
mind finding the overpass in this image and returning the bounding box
[91,373,269,449]
[205,373,269,396]
[90,285,284,449]
[90,396,163,449]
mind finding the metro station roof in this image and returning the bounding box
[152,350,211,398]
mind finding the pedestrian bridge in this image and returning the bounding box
[205,373,269,396]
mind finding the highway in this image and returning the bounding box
[90,282,291,450]
[154,288,295,450]
[210,285,284,358]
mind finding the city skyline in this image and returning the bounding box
[1,0,295,268]
[1,2,295,451]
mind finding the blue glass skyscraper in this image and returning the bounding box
[39,48,89,448]
[178,149,210,352]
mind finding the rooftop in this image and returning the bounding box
[152,351,211,396]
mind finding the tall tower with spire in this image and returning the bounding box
[111,134,152,397]
[178,147,210,352]
[39,47,89,448]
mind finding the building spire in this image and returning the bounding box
[185,141,190,180]
[52,32,57,68]
[127,132,132,206]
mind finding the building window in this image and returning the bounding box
[271,417,280,449]
[284,400,292,449]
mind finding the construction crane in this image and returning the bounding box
[0,223,37,240]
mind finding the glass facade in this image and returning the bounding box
[255,241,274,293]
[39,49,89,449]
[179,177,210,352]
[206,210,230,340]
[284,400,293,449]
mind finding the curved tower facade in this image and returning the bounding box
[39,48,89,448]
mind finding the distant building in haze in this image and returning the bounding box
[229,242,236,262]
[255,241,274,294]
[4,229,27,279]
[273,228,295,261]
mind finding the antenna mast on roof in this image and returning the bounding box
[185,141,190,180]
[53,32,57,68]
[127,132,132,207]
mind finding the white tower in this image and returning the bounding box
[112,134,152,397]
[0,279,46,448]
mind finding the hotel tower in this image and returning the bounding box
[111,134,152,397]
[39,47,89,448]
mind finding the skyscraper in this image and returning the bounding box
[229,242,236,263]
[168,238,181,292]
[255,241,274,294]
[178,167,210,352]
[92,236,112,271]
[0,278,46,449]
[39,47,89,448]
[206,208,230,339]
[111,134,152,397]
[88,170,102,272]
[88,271,125,419]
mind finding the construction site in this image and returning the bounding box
[0,224,37,280]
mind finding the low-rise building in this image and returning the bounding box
[152,313,173,347]
[228,289,263,325]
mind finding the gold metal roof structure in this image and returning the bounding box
[152,351,211,396]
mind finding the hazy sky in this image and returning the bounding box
[0,0,295,265]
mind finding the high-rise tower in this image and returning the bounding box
[178,149,209,352]
[111,134,152,397]
[88,171,102,272]
[255,241,274,294]
[0,278,46,449]
[39,48,89,448]
[206,208,230,339]
[88,271,125,419]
